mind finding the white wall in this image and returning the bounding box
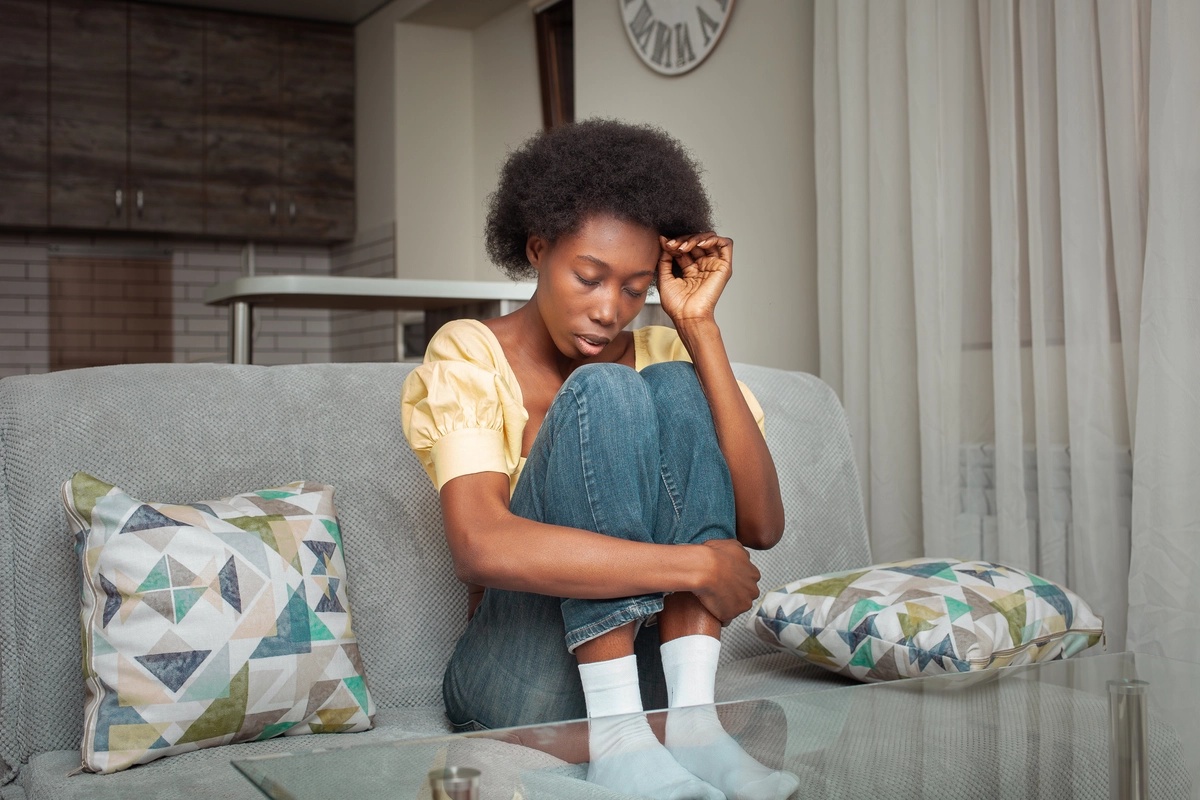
[574,0,818,372]
[355,3,405,233]
[471,5,543,279]
[357,1,540,281]
[393,22,475,280]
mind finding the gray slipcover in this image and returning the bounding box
[1,362,1189,799]
[0,362,867,799]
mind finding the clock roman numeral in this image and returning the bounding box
[675,22,697,68]
[629,0,654,54]
[697,6,721,47]
[651,20,672,67]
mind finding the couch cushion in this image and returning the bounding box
[715,651,856,703]
[18,707,451,800]
[66,475,375,773]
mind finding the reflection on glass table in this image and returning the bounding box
[232,652,1199,800]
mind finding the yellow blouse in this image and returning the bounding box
[401,318,766,495]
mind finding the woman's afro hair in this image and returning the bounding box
[484,118,714,280]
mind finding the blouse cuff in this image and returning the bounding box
[431,427,509,490]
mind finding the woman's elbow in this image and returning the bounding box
[737,510,786,551]
[451,555,480,585]
[447,537,491,585]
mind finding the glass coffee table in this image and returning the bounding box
[233,652,1199,799]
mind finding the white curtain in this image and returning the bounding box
[814,0,1200,659]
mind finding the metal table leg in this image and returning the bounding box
[230,301,252,365]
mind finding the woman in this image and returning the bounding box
[402,119,797,800]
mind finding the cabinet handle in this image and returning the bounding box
[289,200,297,223]
[136,189,144,218]
[114,188,123,216]
[269,198,277,223]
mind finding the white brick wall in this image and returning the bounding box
[0,235,50,378]
[0,233,337,373]
[330,222,398,362]
[170,241,333,366]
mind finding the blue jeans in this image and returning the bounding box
[442,361,737,730]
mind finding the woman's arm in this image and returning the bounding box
[440,470,762,624]
[658,234,786,550]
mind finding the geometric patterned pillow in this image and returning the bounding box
[63,472,375,774]
[749,558,1105,683]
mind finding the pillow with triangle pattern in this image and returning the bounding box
[63,472,375,774]
[748,557,1104,683]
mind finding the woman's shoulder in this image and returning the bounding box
[424,318,508,371]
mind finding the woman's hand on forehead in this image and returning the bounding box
[657,232,733,326]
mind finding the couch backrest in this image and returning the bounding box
[0,361,869,779]
[720,364,873,662]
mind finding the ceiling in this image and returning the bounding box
[135,0,527,27]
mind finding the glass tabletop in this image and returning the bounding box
[232,652,1200,800]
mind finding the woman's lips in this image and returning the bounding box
[574,334,609,357]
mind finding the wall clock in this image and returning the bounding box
[620,0,735,76]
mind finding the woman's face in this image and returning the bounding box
[527,213,660,361]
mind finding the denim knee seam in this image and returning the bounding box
[566,382,605,534]
[564,597,664,652]
[658,465,683,521]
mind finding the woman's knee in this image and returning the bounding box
[559,362,656,430]
[640,361,712,427]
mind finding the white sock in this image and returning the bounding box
[662,636,801,800]
[579,655,723,800]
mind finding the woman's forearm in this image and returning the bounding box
[674,318,786,549]
[440,473,761,622]
[449,494,705,597]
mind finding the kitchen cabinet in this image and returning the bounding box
[48,0,130,230]
[1,0,353,242]
[127,3,206,233]
[0,0,49,227]
[205,13,354,241]
[279,20,355,241]
[48,0,205,233]
[203,12,281,239]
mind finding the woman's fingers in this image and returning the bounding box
[662,233,732,266]
[665,232,717,252]
[693,539,761,623]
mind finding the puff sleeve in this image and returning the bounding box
[401,320,528,491]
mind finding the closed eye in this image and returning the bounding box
[576,274,599,287]
[624,287,646,298]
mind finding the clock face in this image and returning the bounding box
[620,0,735,76]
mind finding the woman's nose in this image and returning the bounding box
[589,290,618,326]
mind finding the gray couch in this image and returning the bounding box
[2,362,1192,800]
[0,361,864,800]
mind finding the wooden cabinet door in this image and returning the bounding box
[48,0,128,230]
[0,0,49,228]
[127,4,205,234]
[203,11,280,239]
[279,20,355,241]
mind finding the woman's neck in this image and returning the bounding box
[485,300,573,379]
[484,299,634,381]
